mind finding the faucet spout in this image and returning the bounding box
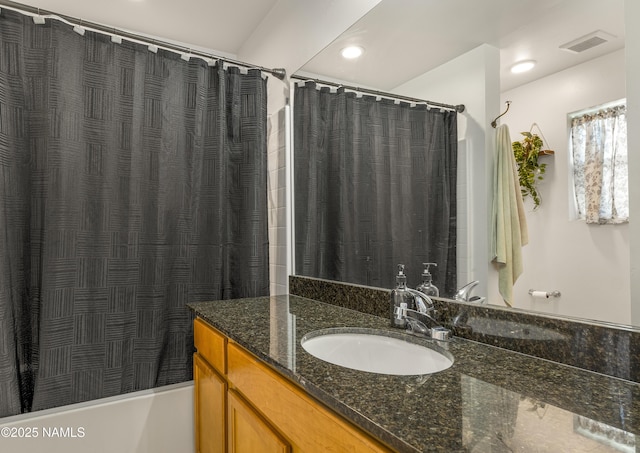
[454,280,480,302]
[405,308,440,329]
[403,308,450,341]
[406,288,435,314]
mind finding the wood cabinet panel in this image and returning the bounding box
[227,389,291,453]
[194,317,226,374]
[226,341,391,453]
[194,352,226,453]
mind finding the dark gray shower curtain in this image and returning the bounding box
[294,83,457,293]
[0,10,269,416]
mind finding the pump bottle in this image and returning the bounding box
[416,262,439,297]
[390,264,413,328]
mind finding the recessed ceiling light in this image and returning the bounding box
[341,46,364,60]
[510,60,536,74]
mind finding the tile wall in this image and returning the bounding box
[267,81,289,295]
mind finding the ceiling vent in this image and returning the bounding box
[560,30,615,53]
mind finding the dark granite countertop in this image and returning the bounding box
[189,295,640,453]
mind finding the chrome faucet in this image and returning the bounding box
[406,288,435,314]
[392,287,450,341]
[454,280,485,303]
[452,281,485,330]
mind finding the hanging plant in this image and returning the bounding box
[512,132,546,209]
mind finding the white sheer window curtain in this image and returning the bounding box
[570,102,628,224]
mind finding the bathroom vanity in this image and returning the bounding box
[193,315,390,452]
[189,294,640,452]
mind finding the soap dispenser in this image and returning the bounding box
[416,262,439,297]
[390,264,412,328]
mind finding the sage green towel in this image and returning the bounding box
[491,124,528,306]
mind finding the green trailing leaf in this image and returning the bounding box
[512,132,545,209]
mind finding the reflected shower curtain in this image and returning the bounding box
[0,10,269,416]
[294,82,457,292]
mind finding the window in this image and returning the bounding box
[570,101,628,224]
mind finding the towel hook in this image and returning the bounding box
[491,101,512,128]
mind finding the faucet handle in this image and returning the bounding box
[394,303,408,319]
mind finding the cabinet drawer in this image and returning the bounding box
[227,341,391,452]
[194,318,226,375]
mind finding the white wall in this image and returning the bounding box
[393,44,501,297]
[498,50,630,324]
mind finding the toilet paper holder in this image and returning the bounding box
[528,289,561,298]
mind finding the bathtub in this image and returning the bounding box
[0,381,194,453]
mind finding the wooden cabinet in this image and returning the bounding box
[227,389,290,453]
[194,318,288,453]
[194,318,228,453]
[227,342,390,452]
[194,317,226,374]
[194,353,226,453]
[193,317,391,453]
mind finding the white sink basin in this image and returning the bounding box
[301,328,453,375]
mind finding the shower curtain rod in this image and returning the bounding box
[292,75,465,113]
[0,0,287,80]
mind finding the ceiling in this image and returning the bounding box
[300,0,626,91]
[4,0,626,92]
[5,0,280,57]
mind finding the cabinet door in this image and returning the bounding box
[227,389,291,453]
[194,353,226,453]
[227,342,391,452]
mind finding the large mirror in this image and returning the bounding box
[292,0,631,326]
